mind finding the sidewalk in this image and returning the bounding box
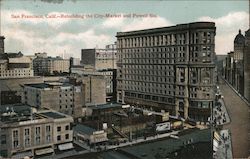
[221,129,233,159]
[213,98,231,126]
[221,78,250,106]
[214,129,233,159]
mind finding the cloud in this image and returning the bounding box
[39,0,77,4]
[2,9,111,58]
[198,11,249,54]
[102,14,173,31]
[102,17,125,28]
[3,8,247,59]
[2,9,171,58]
[122,16,173,31]
[2,9,72,29]
[4,28,111,58]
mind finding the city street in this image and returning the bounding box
[219,78,250,158]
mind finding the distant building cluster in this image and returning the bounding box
[78,44,118,103]
[33,53,70,76]
[0,36,34,79]
[116,22,216,121]
[222,29,250,102]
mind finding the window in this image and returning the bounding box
[65,134,69,140]
[0,150,8,158]
[1,135,6,144]
[46,125,51,132]
[35,127,41,144]
[24,128,30,146]
[25,137,30,147]
[57,135,61,141]
[57,126,61,132]
[24,128,30,136]
[12,130,19,148]
[65,125,69,130]
[35,127,40,135]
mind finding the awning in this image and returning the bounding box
[12,151,33,159]
[58,143,74,151]
[35,148,54,155]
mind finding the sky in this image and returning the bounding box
[0,0,249,58]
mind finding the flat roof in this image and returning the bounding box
[25,83,50,88]
[0,104,42,124]
[25,82,72,89]
[74,124,96,135]
[119,128,211,159]
[40,112,66,119]
[0,104,31,114]
[90,103,122,110]
[116,22,215,37]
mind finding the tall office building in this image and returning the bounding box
[233,30,245,95]
[81,44,117,70]
[116,22,216,121]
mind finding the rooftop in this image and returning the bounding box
[118,128,212,159]
[74,124,97,135]
[0,104,70,125]
[89,103,123,110]
[25,82,72,89]
[40,111,66,119]
[0,104,42,124]
[0,104,31,114]
[117,22,215,37]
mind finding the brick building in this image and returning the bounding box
[23,81,84,119]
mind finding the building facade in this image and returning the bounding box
[81,44,117,70]
[80,75,106,106]
[0,104,73,158]
[223,29,250,102]
[33,55,70,76]
[23,81,84,118]
[233,30,245,95]
[0,52,34,79]
[243,29,250,101]
[224,51,234,85]
[116,22,216,121]
[71,67,117,103]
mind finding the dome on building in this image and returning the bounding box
[234,29,245,44]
